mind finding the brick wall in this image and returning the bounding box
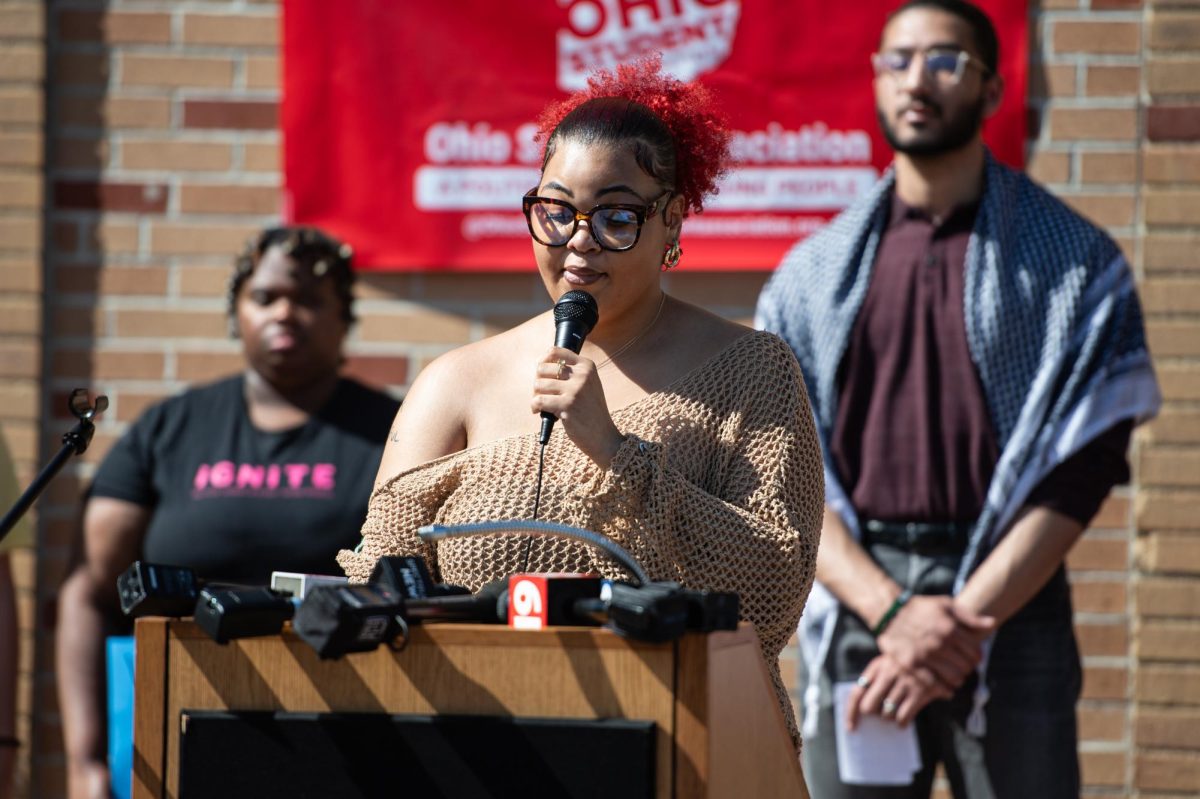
[0,0,1193,796]
[1135,0,1200,795]
[0,1,43,797]
[1030,1,1145,792]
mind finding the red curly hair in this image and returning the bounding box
[535,56,731,216]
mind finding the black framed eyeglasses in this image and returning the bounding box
[521,189,673,252]
[871,47,991,85]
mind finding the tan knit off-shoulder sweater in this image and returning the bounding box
[339,331,824,748]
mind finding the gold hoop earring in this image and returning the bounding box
[662,240,682,271]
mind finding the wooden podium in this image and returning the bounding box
[133,618,808,798]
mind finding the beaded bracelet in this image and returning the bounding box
[871,589,912,637]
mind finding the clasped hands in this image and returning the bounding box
[845,595,994,730]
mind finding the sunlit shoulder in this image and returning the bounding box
[374,312,552,481]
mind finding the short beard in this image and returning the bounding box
[877,94,987,158]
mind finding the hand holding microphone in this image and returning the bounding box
[533,291,623,465]
[536,290,597,444]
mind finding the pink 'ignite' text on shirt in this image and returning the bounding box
[192,462,337,495]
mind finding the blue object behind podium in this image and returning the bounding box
[106,635,135,799]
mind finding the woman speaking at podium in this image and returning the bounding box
[340,58,823,749]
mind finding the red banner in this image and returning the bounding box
[282,1,1026,271]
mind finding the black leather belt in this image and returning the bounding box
[862,519,972,553]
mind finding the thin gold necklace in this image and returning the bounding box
[596,293,667,370]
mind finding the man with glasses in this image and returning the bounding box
[757,1,1160,796]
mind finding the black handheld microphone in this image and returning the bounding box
[539,290,599,444]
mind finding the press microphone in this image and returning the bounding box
[403,578,509,623]
[117,561,199,617]
[507,574,603,629]
[539,290,599,444]
[368,556,501,622]
[292,556,506,658]
[193,585,296,644]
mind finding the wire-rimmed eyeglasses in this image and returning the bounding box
[871,47,991,85]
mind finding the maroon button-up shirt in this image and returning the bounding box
[830,191,1129,527]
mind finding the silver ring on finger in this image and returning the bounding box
[882,698,898,716]
[855,675,872,689]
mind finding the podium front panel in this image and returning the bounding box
[177,711,655,798]
[138,621,676,798]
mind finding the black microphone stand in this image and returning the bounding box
[0,389,108,545]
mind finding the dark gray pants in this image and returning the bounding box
[801,541,1081,799]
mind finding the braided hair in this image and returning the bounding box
[226,226,356,337]
[535,55,732,217]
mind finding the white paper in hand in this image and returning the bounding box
[832,681,922,786]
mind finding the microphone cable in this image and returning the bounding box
[521,441,549,571]
[525,290,596,572]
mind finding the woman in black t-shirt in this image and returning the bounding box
[55,227,400,799]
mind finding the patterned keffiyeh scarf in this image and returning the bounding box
[756,151,1161,737]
